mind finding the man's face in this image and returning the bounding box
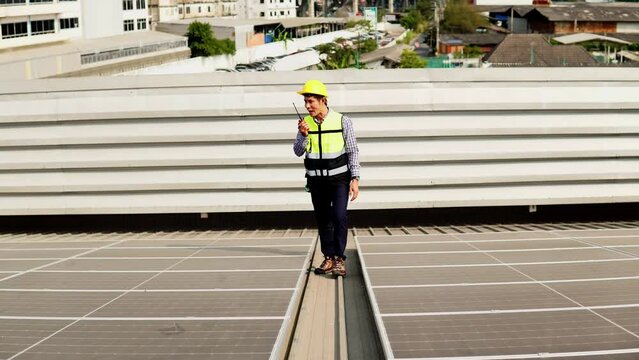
[304,95,325,118]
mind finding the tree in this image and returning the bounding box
[186,21,235,57]
[399,49,426,68]
[415,0,436,21]
[400,9,427,32]
[346,19,373,32]
[453,45,483,58]
[442,0,488,33]
[316,40,356,70]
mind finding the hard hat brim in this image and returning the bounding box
[297,91,327,97]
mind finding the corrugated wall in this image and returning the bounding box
[1,68,639,215]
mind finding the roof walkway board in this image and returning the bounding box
[356,222,639,360]
[0,229,316,360]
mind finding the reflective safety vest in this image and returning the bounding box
[304,110,349,178]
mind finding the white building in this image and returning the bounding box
[0,0,189,80]
[247,0,296,19]
[82,0,150,39]
[0,0,150,50]
[149,0,238,29]
[0,0,82,50]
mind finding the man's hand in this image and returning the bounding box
[298,119,309,137]
[349,179,359,201]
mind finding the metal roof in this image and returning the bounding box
[359,44,411,64]
[553,32,631,45]
[0,31,187,65]
[532,5,639,22]
[485,34,597,67]
[161,16,345,29]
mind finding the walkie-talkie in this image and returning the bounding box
[293,102,311,193]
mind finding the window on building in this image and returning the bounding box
[287,10,290,15]
[58,0,78,2]
[29,0,53,3]
[1,21,27,39]
[122,0,133,10]
[136,0,145,9]
[186,6,190,14]
[280,10,284,15]
[260,11,264,17]
[208,6,211,12]
[30,19,55,35]
[178,7,182,14]
[197,6,201,13]
[59,17,79,29]
[0,0,27,5]
[260,0,264,3]
[123,19,134,32]
[137,18,146,30]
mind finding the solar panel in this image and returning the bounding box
[0,231,316,359]
[356,224,639,359]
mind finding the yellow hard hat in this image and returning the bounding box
[297,79,328,98]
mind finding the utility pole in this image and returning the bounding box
[434,1,440,56]
[510,6,513,32]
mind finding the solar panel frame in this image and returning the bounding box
[356,223,639,360]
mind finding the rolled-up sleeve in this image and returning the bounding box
[342,115,360,178]
[293,132,308,157]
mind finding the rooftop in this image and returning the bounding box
[0,31,187,65]
[360,44,411,64]
[2,217,638,359]
[485,33,597,67]
[531,5,639,22]
[161,16,345,29]
[553,32,632,45]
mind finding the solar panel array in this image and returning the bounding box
[0,230,315,360]
[356,223,639,359]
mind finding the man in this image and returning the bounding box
[293,79,360,277]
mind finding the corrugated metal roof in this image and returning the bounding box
[553,33,631,45]
[440,33,507,46]
[485,34,597,67]
[533,5,639,22]
[161,16,345,29]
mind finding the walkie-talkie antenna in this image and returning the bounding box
[293,102,304,121]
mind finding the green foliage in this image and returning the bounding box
[274,30,290,42]
[442,0,488,33]
[358,38,378,53]
[399,49,426,68]
[346,19,373,32]
[400,10,427,32]
[377,7,387,22]
[316,40,357,70]
[627,43,639,51]
[397,30,416,45]
[415,0,436,20]
[186,21,235,57]
[453,45,482,58]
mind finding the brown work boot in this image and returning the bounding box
[314,256,334,274]
[332,257,346,277]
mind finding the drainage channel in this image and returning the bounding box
[285,231,384,360]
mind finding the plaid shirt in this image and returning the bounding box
[293,109,360,178]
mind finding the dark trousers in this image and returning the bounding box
[309,178,350,259]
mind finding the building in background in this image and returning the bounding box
[245,0,296,20]
[82,0,150,39]
[149,0,228,29]
[0,0,83,50]
[0,0,189,80]
[0,0,151,50]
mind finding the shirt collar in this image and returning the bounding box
[314,107,331,124]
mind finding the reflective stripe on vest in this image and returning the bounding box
[304,110,349,177]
